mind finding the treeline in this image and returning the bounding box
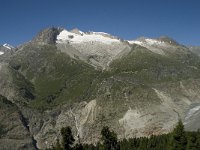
[47,120,200,150]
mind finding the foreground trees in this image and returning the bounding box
[48,121,200,150]
[61,126,75,150]
[171,120,187,150]
[101,126,119,150]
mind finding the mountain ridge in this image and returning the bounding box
[1,27,200,149]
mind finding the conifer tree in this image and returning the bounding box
[186,132,197,150]
[61,126,75,150]
[171,120,187,150]
[196,129,200,150]
[73,143,83,150]
[101,126,119,150]
[0,123,5,138]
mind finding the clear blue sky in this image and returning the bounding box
[0,0,200,46]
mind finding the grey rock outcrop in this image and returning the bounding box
[1,27,200,149]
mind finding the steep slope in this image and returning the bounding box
[25,44,200,149]
[0,95,36,150]
[91,45,200,139]
[0,44,14,53]
[128,36,188,56]
[189,46,200,56]
[110,44,200,82]
[31,27,63,44]
[0,44,15,55]
[56,29,131,69]
[9,43,99,109]
[1,27,200,149]
[0,63,35,106]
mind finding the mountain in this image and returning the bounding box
[0,95,36,150]
[56,28,130,69]
[1,27,200,149]
[0,44,14,55]
[189,46,200,56]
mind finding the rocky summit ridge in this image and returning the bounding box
[0,27,200,149]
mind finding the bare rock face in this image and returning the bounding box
[17,79,200,150]
[25,100,99,149]
[157,36,179,45]
[56,29,131,69]
[0,63,35,105]
[32,27,63,44]
[1,27,200,149]
[0,95,36,150]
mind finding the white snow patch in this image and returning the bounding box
[0,51,4,55]
[128,40,143,45]
[3,43,14,50]
[78,30,84,35]
[128,38,165,46]
[185,105,200,120]
[128,38,166,55]
[92,32,110,36]
[145,39,165,45]
[56,29,129,69]
[57,30,120,44]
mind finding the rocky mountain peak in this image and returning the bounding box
[134,36,148,42]
[32,27,63,44]
[3,43,14,50]
[1,26,200,149]
[129,36,181,48]
[70,28,84,35]
[0,43,15,55]
[157,36,179,45]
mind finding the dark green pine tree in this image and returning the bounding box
[96,142,104,150]
[61,126,75,150]
[196,129,200,149]
[0,123,5,138]
[73,143,83,150]
[171,120,187,150]
[186,132,197,150]
[101,126,119,150]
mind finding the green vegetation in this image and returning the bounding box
[0,95,18,138]
[171,120,187,150]
[101,126,119,150]
[31,48,98,109]
[2,30,200,150]
[110,45,200,83]
[10,44,100,109]
[0,123,6,138]
[61,126,75,150]
[7,43,200,111]
[47,121,200,150]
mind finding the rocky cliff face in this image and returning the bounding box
[0,95,36,150]
[1,27,200,149]
[32,27,63,44]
